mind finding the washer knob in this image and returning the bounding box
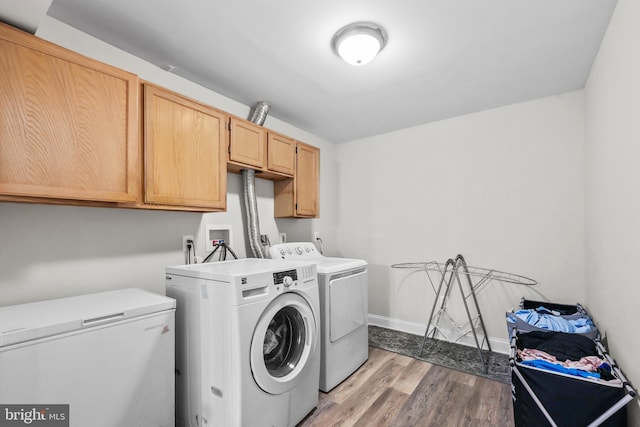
[283,276,294,287]
[295,246,303,255]
[279,249,286,256]
[305,247,311,253]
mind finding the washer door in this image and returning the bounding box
[250,292,316,395]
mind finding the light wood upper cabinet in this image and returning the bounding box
[267,132,295,176]
[295,142,320,216]
[0,22,310,215]
[227,118,295,178]
[229,117,266,169]
[143,84,227,210]
[274,141,319,218]
[0,22,139,203]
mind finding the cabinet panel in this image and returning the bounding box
[274,178,295,218]
[274,141,319,218]
[229,118,266,169]
[295,142,319,217]
[144,84,226,209]
[0,23,138,203]
[267,132,295,176]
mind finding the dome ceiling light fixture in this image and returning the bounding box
[331,22,387,66]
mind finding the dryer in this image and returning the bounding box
[270,242,368,392]
[166,258,320,427]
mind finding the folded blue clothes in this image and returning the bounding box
[514,309,595,334]
[520,359,601,379]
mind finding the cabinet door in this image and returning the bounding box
[0,23,138,202]
[144,84,226,209]
[229,118,266,169]
[295,142,319,217]
[267,132,295,176]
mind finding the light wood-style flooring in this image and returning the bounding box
[298,346,514,427]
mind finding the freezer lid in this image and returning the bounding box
[0,288,175,348]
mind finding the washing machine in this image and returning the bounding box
[270,242,368,392]
[165,258,320,427]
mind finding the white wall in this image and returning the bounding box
[336,91,586,349]
[585,0,640,420]
[0,16,336,306]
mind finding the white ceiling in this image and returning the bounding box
[0,0,52,33]
[42,1,619,142]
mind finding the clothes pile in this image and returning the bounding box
[507,299,635,427]
[515,331,615,382]
[513,307,596,335]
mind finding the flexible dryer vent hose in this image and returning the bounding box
[249,101,270,126]
[243,101,270,258]
[243,169,264,258]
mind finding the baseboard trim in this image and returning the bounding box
[368,313,510,355]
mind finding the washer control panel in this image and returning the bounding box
[273,269,298,285]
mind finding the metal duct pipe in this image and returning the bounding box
[243,101,270,258]
[249,101,270,126]
[243,169,263,258]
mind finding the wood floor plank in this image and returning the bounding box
[389,363,454,426]
[467,377,499,418]
[467,376,513,425]
[447,366,477,387]
[352,387,408,427]
[297,347,514,427]
[297,392,338,426]
[390,358,432,395]
[317,360,406,426]
[326,347,395,404]
[432,377,477,427]
[423,373,477,426]
[384,350,415,367]
[494,378,515,426]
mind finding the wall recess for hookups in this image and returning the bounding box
[205,225,232,251]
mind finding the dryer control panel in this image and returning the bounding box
[270,242,322,260]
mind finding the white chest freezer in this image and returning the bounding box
[0,288,175,427]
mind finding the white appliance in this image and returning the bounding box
[165,258,320,427]
[270,242,368,392]
[0,288,176,427]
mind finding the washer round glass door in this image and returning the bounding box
[251,292,317,395]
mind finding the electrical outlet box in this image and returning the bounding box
[205,225,232,251]
[182,235,194,252]
[279,232,287,244]
[313,231,320,241]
